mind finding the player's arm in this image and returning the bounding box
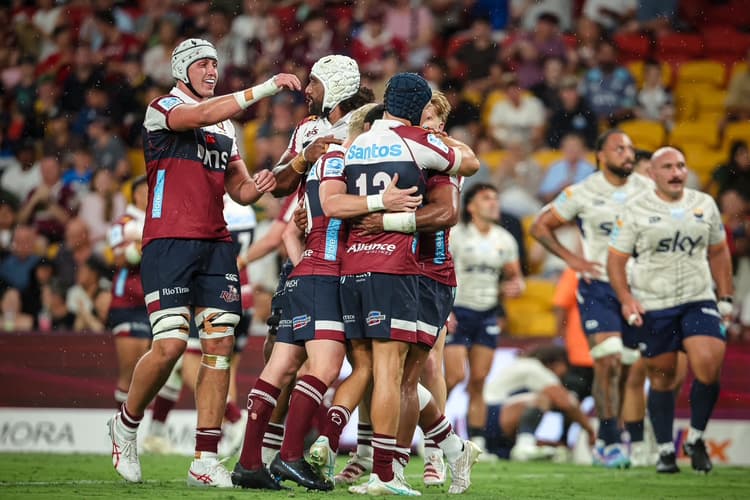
[166,73,301,131]
[353,180,458,234]
[541,385,596,441]
[237,219,287,270]
[500,260,525,299]
[607,216,644,326]
[320,173,422,220]
[281,219,305,266]
[272,136,343,196]
[442,135,480,177]
[530,207,602,278]
[225,159,276,205]
[709,241,733,313]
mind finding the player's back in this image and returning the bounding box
[483,357,559,405]
[108,209,146,309]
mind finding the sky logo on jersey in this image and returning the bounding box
[656,231,703,256]
[347,144,402,161]
[293,314,311,330]
[324,157,345,177]
[366,311,387,326]
[426,133,449,153]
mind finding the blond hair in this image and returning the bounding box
[348,102,380,138]
[430,90,451,123]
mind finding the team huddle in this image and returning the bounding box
[105,39,731,494]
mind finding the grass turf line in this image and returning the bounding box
[1,453,749,499]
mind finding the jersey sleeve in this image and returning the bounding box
[319,151,346,183]
[276,193,298,223]
[525,361,560,393]
[398,127,459,174]
[707,197,727,246]
[550,185,582,222]
[501,229,520,265]
[609,210,636,255]
[143,95,185,132]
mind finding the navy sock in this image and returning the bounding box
[625,420,644,442]
[597,418,620,446]
[648,390,675,445]
[690,380,720,432]
[518,407,544,435]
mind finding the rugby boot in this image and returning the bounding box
[231,462,284,490]
[269,454,333,491]
[683,439,712,473]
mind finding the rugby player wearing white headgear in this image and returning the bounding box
[106,38,300,488]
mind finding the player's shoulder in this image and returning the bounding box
[492,224,516,244]
[148,93,185,113]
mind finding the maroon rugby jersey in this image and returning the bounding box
[338,119,460,276]
[418,172,461,287]
[141,87,241,246]
[108,205,146,309]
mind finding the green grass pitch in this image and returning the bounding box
[1,453,749,499]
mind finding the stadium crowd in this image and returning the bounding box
[0,0,749,484]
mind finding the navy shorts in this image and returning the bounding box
[141,239,243,316]
[267,260,294,337]
[417,276,455,348]
[577,279,639,348]
[447,305,500,349]
[638,300,726,358]
[340,273,419,343]
[276,274,345,345]
[108,307,151,339]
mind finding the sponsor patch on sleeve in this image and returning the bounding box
[156,96,183,111]
[323,156,345,178]
[426,133,449,153]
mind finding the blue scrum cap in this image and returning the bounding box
[383,73,432,126]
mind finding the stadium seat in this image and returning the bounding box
[627,60,672,89]
[618,120,666,151]
[614,32,651,63]
[127,148,146,177]
[504,279,557,338]
[721,121,750,155]
[676,60,725,88]
[479,149,507,171]
[521,215,542,276]
[694,89,728,121]
[702,27,750,69]
[680,144,724,187]
[669,120,719,150]
[729,61,749,85]
[532,149,563,169]
[242,120,261,170]
[703,1,750,29]
[481,89,506,129]
[656,33,704,64]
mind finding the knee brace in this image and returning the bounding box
[589,335,623,360]
[150,307,190,342]
[194,308,241,340]
[200,353,231,370]
[621,347,641,365]
[417,383,432,411]
[157,354,184,400]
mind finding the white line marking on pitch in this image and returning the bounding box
[1,479,184,486]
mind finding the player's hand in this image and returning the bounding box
[352,213,384,235]
[501,278,525,298]
[382,173,422,212]
[293,197,307,232]
[272,73,302,92]
[253,169,277,193]
[446,311,457,335]
[568,256,603,282]
[302,135,343,164]
[621,298,645,327]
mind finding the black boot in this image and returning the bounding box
[232,462,285,490]
[683,439,713,473]
[656,452,680,474]
[269,454,333,491]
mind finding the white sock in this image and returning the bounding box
[658,442,675,455]
[516,433,536,448]
[116,414,137,439]
[149,420,167,438]
[357,444,373,459]
[439,433,464,463]
[686,427,703,445]
[196,451,218,461]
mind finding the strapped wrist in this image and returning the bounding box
[290,154,308,175]
[366,194,385,212]
[382,212,417,233]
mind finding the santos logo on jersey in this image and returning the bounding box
[347,144,402,161]
[656,231,703,256]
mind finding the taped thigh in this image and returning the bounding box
[589,335,623,360]
[194,307,241,340]
[417,383,432,411]
[150,307,190,342]
[621,347,641,365]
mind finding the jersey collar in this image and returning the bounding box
[170,86,198,104]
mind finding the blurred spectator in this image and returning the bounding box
[546,76,598,149]
[726,48,750,122]
[491,141,544,219]
[41,279,75,331]
[67,256,111,333]
[71,85,110,138]
[512,1,573,32]
[54,217,94,291]
[202,8,239,70]
[231,0,269,62]
[566,16,602,72]
[289,11,341,71]
[90,10,141,73]
[0,287,34,332]
[443,80,482,140]
[18,156,77,244]
[87,117,130,180]
[368,51,402,103]
[61,45,105,115]
[1,140,41,202]
[635,60,674,130]
[0,195,18,256]
[247,16,289,75]
[579,40,636,125]
[35,25,75,84]
[385,0,435,70]
[109,54,155,145]
[351,6,406,77]
[583,0,637,33]
[142,18,180,88]
[499,197,530,276]
[447,17,497,83]
[423,57,448,91]
[32,0,65,61]
[79,168,126,254]
[13,56,37,120]
[530,56,566,112]
[488,73,545,149]
[637,0,678,34]
[0,225,40,296]
[43,109,75,160]
[709,141,750,203]
[501,12,566,89]
[538,134,596,203]
[62,146,94,197]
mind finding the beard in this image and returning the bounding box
[308,99,323,116]
[607,162,633,178]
